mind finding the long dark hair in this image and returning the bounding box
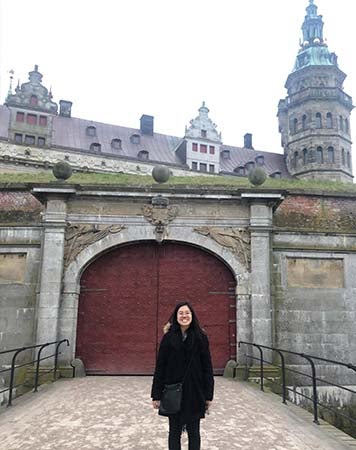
[168,301,205,342]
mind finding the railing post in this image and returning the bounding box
[8,348,25,407]
[34,343,51,392]
[53,339,69,381]
[276,350,287,404]
[254,344,264,392]
[302,354,319,424]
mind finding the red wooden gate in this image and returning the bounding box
[76,242,236,374]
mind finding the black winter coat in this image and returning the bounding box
[151,328,214,424]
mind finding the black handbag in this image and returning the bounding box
[159,350,194,416]
[159,382,183,415]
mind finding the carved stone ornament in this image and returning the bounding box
[194,227,250,269]
[142,196,178,242]
[64,223,125,268]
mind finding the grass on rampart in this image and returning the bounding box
[1,171,356,194]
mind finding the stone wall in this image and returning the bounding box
[272,192,356,384]
[0,193,42,382]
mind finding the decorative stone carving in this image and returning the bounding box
[142,195,178,242]
[194,227,250,269]
[64,224,125,267]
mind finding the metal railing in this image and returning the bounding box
[239,341,356,426]
[0,339,69,407]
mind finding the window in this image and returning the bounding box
[316,113,322,128]
[303,148,308,165]
[316,146,323,164]
[39,116,47,126]
[16,112,25,122]
[339,116,344,131]
[302,115,307,131]
[209,164,215,173]
[327,146,334,163]
[14,133,23,143]
[271,171,282,179]
[234,166,245,176]
[38,137,46,147]
[24,135,35,145]
[201,130,207,138]
[27,114,37,125]
[111,138,122,150]
[345,119,349,134]
[256,155,264,166]
[30,95,38,107]
[326,113,333,129]
[221,150,230,159]
[90,143,101,152]
[192,161,198,170]
[138,150,149,160]
[130,134,140,144]
[293,118,298,134]
[86,126,96,137]
[292,151,298,169]
[245,161,255,173]
[192,143,198,152]
[347,152,351,168]
[200,144,207,153]
[341,148,345,165]
[200,163,207,172]
[209,146,215,155]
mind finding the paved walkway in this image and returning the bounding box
[0,377,355,450]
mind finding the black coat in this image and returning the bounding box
[151,328,214,423]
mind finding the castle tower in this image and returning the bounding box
[278,0,353,182]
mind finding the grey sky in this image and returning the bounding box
[0,0,355,168]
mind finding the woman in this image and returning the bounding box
[151,301,214,450]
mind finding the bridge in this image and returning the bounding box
[1,376,355,450]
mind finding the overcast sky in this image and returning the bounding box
[0,0,355,164]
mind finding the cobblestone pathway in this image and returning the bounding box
[0,377,355,450]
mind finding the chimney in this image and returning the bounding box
[244,133,253,149]
[140,114,154,136]
[59,100,72,118]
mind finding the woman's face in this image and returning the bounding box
[177,305,192,328]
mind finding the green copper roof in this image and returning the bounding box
[292,0,338,72]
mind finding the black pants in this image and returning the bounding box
[168,416,200,450]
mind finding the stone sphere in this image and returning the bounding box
[52,161,73,180]
[152,165,170,183]
[248,167,267,186]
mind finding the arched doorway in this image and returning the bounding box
[76,241,236,374]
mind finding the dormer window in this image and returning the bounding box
[270,171,282,179]
[221,150,230,159]
[30,95,38,107]
[90,143,101,152]
[201,130,207,138]
[131,134,140,144]
[234,166,245,176]
[138,150,149,160]
[86,126,96,137]
[111,138,122,150]
[255,155,264,166]
[245,161,255,173]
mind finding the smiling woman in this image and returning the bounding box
[151,301,214,450]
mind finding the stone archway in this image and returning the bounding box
[59,226,249,367]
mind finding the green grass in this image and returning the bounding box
[1,170,356,193]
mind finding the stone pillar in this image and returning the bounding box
[241,193,284,364]
[34,191,72,347]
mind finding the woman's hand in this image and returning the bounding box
[152,400,160,409]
